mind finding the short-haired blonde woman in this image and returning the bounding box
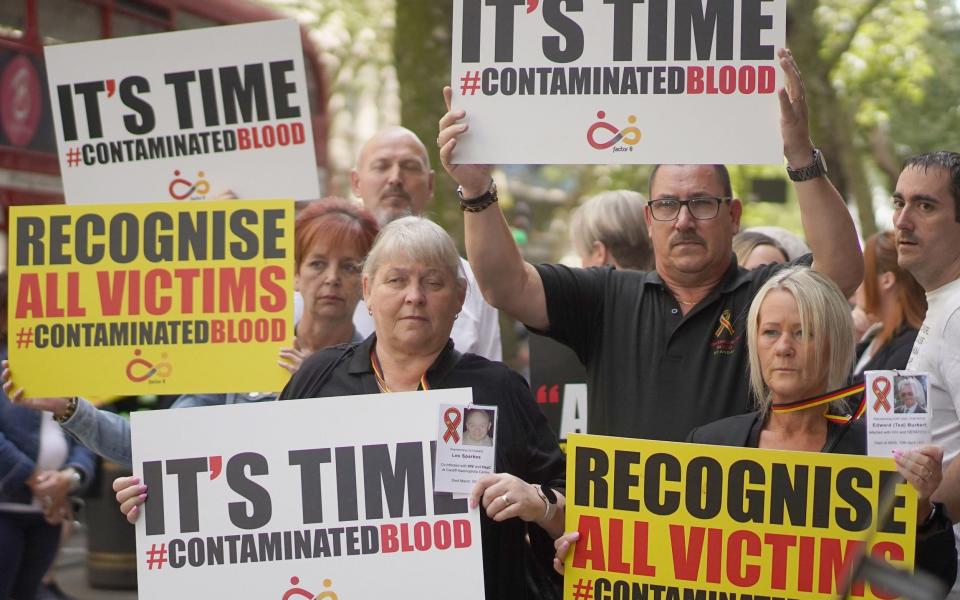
[569,190,653,270]
[118,217,566,600]
[555,267,957,591]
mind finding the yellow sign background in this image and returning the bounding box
[564,433,916,600]
[8,199,294,396]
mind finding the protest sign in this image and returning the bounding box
[8,199,294,396]
[564,433,917,600]
[44,19,320,203]
[130,389,484,599]
[450,0,786,164]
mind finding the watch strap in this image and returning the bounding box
[787,148,826,182]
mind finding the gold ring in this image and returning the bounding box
[500,493,511,505]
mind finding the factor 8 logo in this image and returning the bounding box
[168,169,211,200]
[125,349,172,383]
[586,111,642,152]
[282,576,339,600]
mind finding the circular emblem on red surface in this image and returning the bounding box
[1,55,42,147]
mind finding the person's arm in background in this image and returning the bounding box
[778,48,863,297]
[2,364,134,468]
[438,87,549,331]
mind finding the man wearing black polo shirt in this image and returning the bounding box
[436,49,864,442]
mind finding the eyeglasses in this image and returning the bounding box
[647,196,731,221]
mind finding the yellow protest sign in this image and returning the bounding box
[8,199,294,397]
[564,434,916,600]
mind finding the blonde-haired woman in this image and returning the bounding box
[555,267,956,591]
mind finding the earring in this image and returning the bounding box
[368,307,373,316]
[454,312,460,320]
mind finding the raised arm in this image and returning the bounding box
[438,86,549,331]
[779,48,863,297]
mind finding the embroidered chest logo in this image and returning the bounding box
[710,308,740,356]
[714,309,735,338]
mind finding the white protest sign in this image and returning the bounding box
[865,370,932,457]
[131,389,484,599]
[45,19,321,203]
[451,0,785,165]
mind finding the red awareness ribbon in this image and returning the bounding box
[442,407,462,443]
[872,377,892,412]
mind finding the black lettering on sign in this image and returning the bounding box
[120,76,155,135]
[143,460,165,536]
[727,459,765,523]
[574,445,609,508]
[645,452,680,516]
[612,450,640,511]
[219,64,270,125]
[166,456,209,534]
[604,0,641,61]
[164,71,196,129]
[362,442,427,519]
[684,456,722,519]
[674,0,734,61]
[227,452,273,530]
[769,463,808,527]
[741,0,776,60]
[542,0,584,63]
[289,448,332,524]
[489,0,525,62]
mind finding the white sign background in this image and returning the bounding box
[45,20,320,203]
[451,0,786,165]
[131,389,484,599]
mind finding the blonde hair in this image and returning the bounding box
[569,190,653,270]
[362,216,466,290]
[746,267,855,416]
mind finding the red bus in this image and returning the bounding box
[0,0,329,215]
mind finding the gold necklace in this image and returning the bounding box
[676,299,697,306]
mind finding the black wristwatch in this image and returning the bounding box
[535,484,558,521]
[786,148,828,182]
[457,180,498,213]
[918,501,950,536]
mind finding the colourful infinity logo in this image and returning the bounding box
[587,111,642,150]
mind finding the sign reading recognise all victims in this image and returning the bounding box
[564,434,917,600]
[451,0,786,165]
[8,200,294,396]
[44,19,320,203]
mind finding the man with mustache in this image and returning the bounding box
[436,49,863,441]
[349,126,502,360]
[893,152,960,564]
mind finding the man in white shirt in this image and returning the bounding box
[349,126,501,360]
[894,151,960,585]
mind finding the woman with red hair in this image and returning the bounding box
[852,231,927,376]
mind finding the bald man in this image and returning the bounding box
[349,126,502,360]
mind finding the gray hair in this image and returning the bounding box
[363,216,466,289]
[896,376,925,400]
[746,267,855,416]
[569,190,653,270]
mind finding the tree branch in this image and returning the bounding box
[822,0,888,73]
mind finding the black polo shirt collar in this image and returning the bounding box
[346,333,461,388]
[642,254,749,322]
[642,254,746,293]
